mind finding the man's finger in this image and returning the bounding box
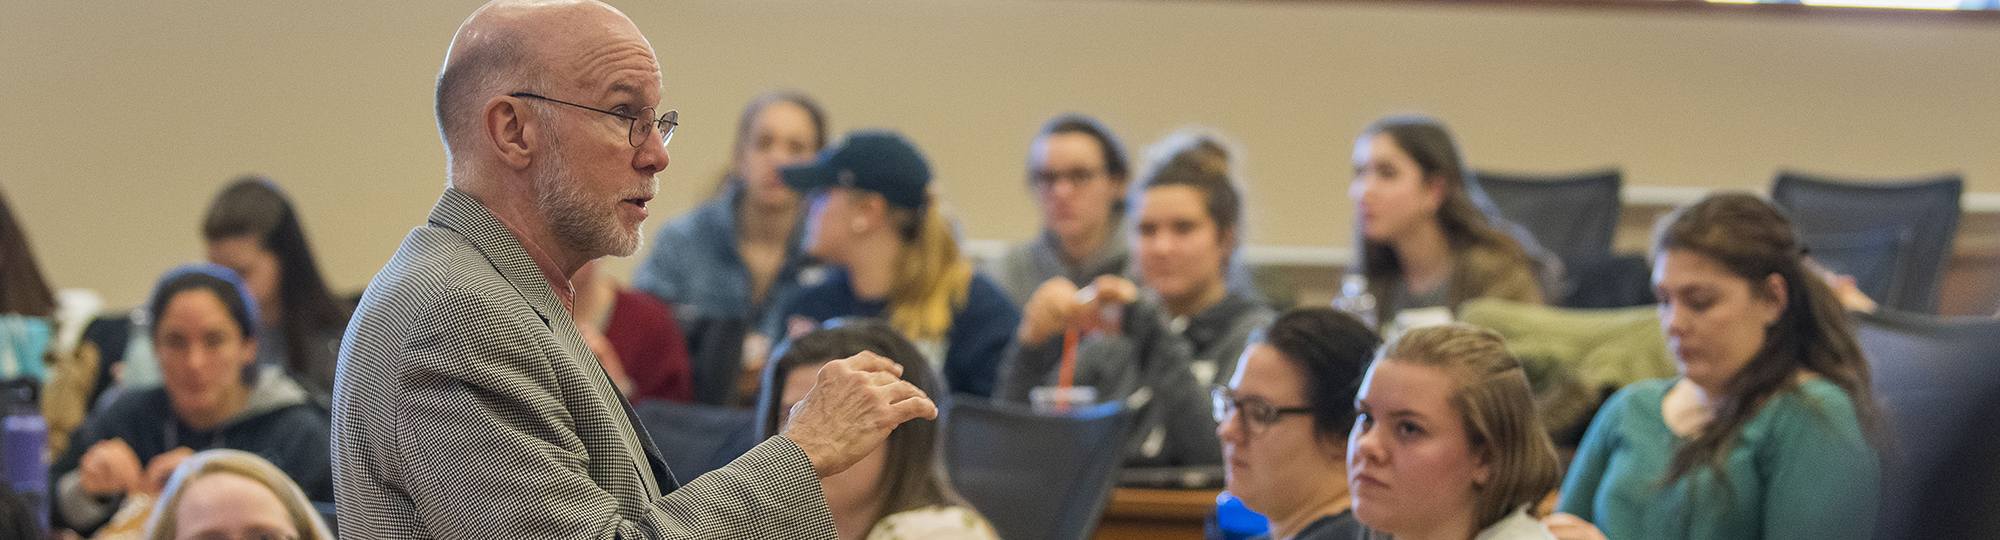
[886,394,939,422]
[877,380,929,404]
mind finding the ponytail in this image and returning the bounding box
[886,195,974,342]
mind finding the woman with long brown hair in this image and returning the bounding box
[1547,192,1885,540]
[756,320,997,540]
[1349,115,1556,330]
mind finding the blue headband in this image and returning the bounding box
[150,262,262,338]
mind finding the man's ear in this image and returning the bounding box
[486,96,536,171]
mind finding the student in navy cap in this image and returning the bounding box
[764,130,1021,398]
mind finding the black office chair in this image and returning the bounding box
[632,399,761,483]
[1852,310,2000,540]
[1772,171,1962,314]
[943,396,1138,540]
[1472,169,1648,308]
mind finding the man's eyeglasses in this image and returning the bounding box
[1211,385,1312,438]
[509,92,678,147]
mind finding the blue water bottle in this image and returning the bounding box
[1210,490,1270,540]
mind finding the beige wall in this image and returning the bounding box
[3,0,1996,309]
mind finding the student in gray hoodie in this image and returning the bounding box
[50,264,329,536]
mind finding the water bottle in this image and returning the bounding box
[1,380,48,532]
[1209,490,1269,540]
[1331,274,1377,330]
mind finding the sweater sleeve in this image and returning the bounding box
[1557,386,1630,522]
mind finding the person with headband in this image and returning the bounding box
[765,130,1021,399]
[51,264,330,537]
[1546,192,1885,540]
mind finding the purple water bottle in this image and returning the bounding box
[2,380,48,533]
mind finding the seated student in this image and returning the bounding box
[999,131,1273,467]
[1348,116,1555,330]
[765,130,1020,399]
[633,91,828,405]
[989,113,1134,306]
[51,264,331,537]
[1546,193,1885,540]
[1348,325,1563,540]
[144,449,333,540]
[201,176,351,406]
[1216,307,1379,540]
[574,260,694,403]
[757,320,999,540]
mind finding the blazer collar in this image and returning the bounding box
[427,188,566,325]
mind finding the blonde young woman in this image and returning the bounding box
[764,131,1020,398]
[1348,325,1562,540]
[1349,116,1556,329]
[144,449,333,540]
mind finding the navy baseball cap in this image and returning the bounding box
[781,130,930,210]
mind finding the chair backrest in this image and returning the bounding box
[1771,171,1962,314]
[943,396,1137,540]
[1852,310,2000,540]
[632,399,761,483]
[1470,169,1624,269]
[677,316,748,406]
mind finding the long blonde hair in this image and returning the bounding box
[145,449,334,540]
[885,193,974,343]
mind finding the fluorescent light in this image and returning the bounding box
[1798,0,1962,8]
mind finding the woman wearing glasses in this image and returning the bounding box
[1215,307,1379,540]
[999,131,1272,468]
[988,113,1134,306]
[1347,324,1563,540]
[634,91,827,404]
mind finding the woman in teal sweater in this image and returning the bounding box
[1547,192,1887,540]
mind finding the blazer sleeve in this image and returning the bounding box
[387,289,833,540]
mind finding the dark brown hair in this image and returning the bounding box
[0,187,56,317]
[1029,113,1131,187]
[757,320,973,521]
[1379,324,1561,528]
[1255,307,1380,441]
[202,176,350,376]
[1354,116,1540,326]
[1651,191,1887,487]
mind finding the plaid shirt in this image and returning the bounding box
[332,188,835,539]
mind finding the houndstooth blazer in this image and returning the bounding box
[331,188,836,539]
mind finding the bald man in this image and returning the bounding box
[330,2,936,538]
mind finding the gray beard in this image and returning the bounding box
[535,141,643,259]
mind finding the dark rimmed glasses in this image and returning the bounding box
[1211,385,1313,438]
[509,92,678,147]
